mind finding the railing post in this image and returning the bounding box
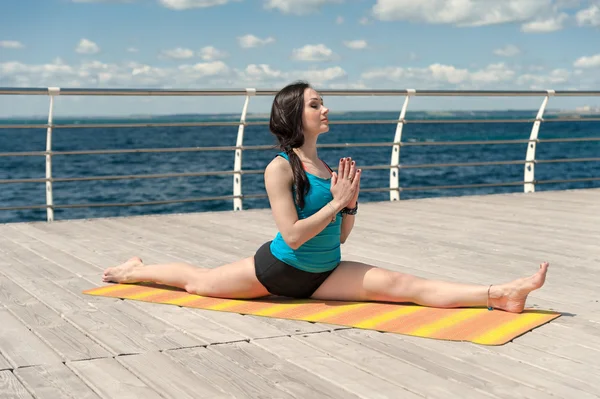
[524,89,554,193]
[45,87,60,222]
[389,89,415,201]
[233,88,256,211]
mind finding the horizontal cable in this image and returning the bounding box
[400,181,526,191]
[3,136,600,158]
[401,139,530,146]
[0,139,538,158]
[3,157,599,185]
[400,177,600,192]
[536,157,600,164]
[54,195,239,209]
[0,204,48,211]
[3,177,598,211]
[538,137,600,143]
[0,169,265,184]
[3,117,600,130]
[536,177,600,185]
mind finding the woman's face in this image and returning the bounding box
[302,87,329,136]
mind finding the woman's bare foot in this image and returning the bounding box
[489,262,549,313]
[102,256,144,283]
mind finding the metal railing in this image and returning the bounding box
[1,87,600,222]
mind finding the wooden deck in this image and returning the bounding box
[0,188,599,398]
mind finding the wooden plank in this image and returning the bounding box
[6,277,158,356]
[131,300,248,345]
[15,363,99,399]
[0,237,73,282]
[336,329,555,399]
[493,342,600,396]
[67,358,163,399]
[0,227,100,276]
[10,224,121,269]
[211,341,361,399]
[0,354,10,371]
[0,275,111,361]
[0,309,62,368]
[0,370,33,399]
[54,276,205,350]
[116,352,228,398]
[252,336,421,399]
[293,332,492,398]
[167,347,297,398]
[394,333,599,399]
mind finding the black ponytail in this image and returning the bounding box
[270,81,311,208]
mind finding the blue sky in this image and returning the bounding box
[1,0,600,116]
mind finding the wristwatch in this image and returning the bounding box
[342,201,358,215]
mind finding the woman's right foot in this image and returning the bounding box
[490,261,549,313]
[102,256,144,283]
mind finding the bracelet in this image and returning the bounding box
[326,201,337,223]
[342,201,358,216]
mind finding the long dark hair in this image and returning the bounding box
[269,81,311,208]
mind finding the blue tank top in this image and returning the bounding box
[270,152,342,272]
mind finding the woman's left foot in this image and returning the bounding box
[102,256,144,283]
[490,261,549,313]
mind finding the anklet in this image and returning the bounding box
[487,284,493,311]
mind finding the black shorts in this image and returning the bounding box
[254,241,335,298]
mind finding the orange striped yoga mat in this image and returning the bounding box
[83,283,560,346]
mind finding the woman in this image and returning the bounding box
[103,81,549,313]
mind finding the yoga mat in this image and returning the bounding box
[83,283,560,346]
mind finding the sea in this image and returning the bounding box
[1,110,599,224]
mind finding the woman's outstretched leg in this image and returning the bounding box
[102,256,269,299]
[311,261,549,313]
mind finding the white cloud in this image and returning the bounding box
[358,17,370,25]
[0,57,347,90]
[343,40,367,50]
[327,81,368,90]
[160,47,195,59]
[158,0,234,10]
[372,0,569,32]
[0,58,232,88]
[576,4,600,27]
[359,61,600,91]
[127,47,139,53]
[573,54,600,68]
[235,64,346,86]
[372,0,544,25]
[292,44,336,61]
[362,63,516,86]
[494,44,521,57]
[199,46,227,61]
[0,40,24,49]
[517,68,570,86]
[177,61,230,78]
[239,64,285,81]
[75,38,100,54]
[264,0,342,15]
[336,16,344,24]
[238,34,275,48]
[521,13,568,32]
[295,66,346,84]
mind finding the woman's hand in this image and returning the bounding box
[330,157,360,209]
[346,161,361,208]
